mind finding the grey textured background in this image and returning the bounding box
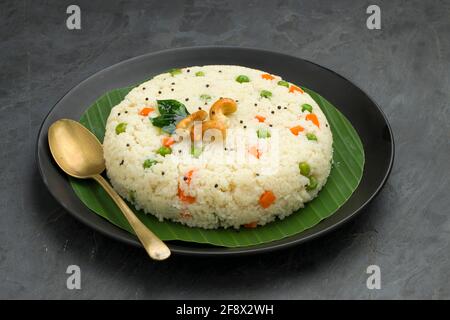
[1,0,449,299]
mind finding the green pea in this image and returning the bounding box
[195,71,205,77]
[156,146,172,157]
[115,122,127,135]
[278,80,289,88]
[128,190,136,203]
[236,75,250,83]
[260,90,272,99]
[301,104,313,113]
[191,145,203,158]
[306,133,317,141]
[306,176,318,191]
[169,68,182,76]
[257,128,271,139]
[143,159,157,169]
[299,162,311,176]
[200,94,211,101]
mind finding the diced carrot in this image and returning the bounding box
[290,125,304,136]
[261,73,275,80]
[306,113,320,127]
[249,146,261,159]
[162,136,175,147]
[184,169,195,186]
[255,115,266,123]
[139,107,154,116]
[177,186,196,204]
[259,191,276,209]
[244,221,258,228]
[289,85,304,94]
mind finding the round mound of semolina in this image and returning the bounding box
[102,65,333,229]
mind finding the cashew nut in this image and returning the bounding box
[209,98,237,123]
[191,119,227,141]
[176,110,208,130]
[195,98,237,140]
[179,98,237,141]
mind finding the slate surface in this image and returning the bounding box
[1,0,449,299]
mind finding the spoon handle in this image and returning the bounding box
[92,174,171,261]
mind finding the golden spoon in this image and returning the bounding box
[48,119,171,261]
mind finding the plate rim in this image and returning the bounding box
[36,45,395,256]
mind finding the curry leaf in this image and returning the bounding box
[150,99,190,134]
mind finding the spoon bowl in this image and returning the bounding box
[48,119,171,261]
[48,119,105,178]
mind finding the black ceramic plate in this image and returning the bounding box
[36,47,394,256]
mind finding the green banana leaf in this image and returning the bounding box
[70,85,364,247]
